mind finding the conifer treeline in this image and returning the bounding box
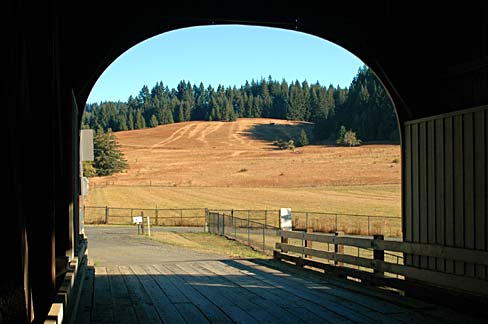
[83,66,399,142]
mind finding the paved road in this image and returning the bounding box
[85,225,227,266]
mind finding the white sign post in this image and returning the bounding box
[280,208,292,231]
[133,216,143,234]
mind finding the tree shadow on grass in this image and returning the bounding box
[241,121,314,149]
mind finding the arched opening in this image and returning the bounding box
[81,25,402,266]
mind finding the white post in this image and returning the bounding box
[147,215,151,237]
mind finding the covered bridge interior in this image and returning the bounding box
[4,1,487,323]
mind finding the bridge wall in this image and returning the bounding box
[403,106,487,281]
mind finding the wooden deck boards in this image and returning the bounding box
[82,259,486,324]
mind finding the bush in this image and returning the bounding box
[336,126,361,147]
[273,139,295,150]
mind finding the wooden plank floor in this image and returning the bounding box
[76,259,486,324]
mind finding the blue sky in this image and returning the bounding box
[87,25,364,104]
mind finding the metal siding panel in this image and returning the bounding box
[444,116,455,273]
[463,113,475,277]
[474,109,486,279]
[412,123,420,267]
[427,120,436,270]
[404,125,413,267]
[419,122,429,269]
[435,118,445,272]
[453,114,465,275]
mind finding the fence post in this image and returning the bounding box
[334,231,344,266]
[204,208,209,232]
[247,216,250,246]
[278,210,281,230]
[367,216,371,236]
[141,211,144,235]
[155,206,158,226]
[222,213,225,236]
[373,234,384,276]
[105,206,109,224]
[180,209,183,226]
[262,224,265,252]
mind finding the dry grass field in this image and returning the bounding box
[86,118,401,217]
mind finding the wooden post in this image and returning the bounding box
[247,216,250,246]
[155,206,158,226]
[373,234,384,275]
[140,211,144,235]
[105,206,109,224]
[222,213,225,235]
[305,228,313,259]
[334,231,344,266]
[264,210,268,229]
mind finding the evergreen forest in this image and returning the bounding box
[83,66,399,143]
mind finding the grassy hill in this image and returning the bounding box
[86,118,401,216]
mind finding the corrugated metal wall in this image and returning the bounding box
[403,105,487,280]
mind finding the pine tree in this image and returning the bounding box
[135,110,146,129]
[297,129,309,147]
[92,131,128,176]
[149,115,158,127]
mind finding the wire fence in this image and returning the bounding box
[206,211,404,266]
[208,209,401,238]
[206,211,281,255]
[84,206,402,237]
[84,206,207,227]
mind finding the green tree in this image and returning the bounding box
[135,110,146,129]
[149,114,159,127]
[296,129,309,147]
[93,131,128,176]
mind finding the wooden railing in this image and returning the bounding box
[274,230,488,297]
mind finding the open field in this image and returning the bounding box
[86,118,401,217]
[86,184,400,216]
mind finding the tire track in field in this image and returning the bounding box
[196,122,224,145]
[151,123,196,148]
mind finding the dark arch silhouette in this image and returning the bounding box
[5,1,487,322]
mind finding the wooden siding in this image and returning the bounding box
[403,106,487,280]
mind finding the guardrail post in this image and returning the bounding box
[247,216,250,246]
[334,231,344,266]
[373,234,384,276]
[305,228,313,259]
